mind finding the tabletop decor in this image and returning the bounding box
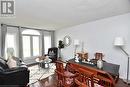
[97,58,103,69]
[74,39,80,58]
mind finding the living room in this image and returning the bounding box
[0,0,130,87]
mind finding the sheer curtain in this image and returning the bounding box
[40,30,55,55]
[44,31,52,54]
[1,24,7,58]
[50,31,55,47]
[5,26,19,59]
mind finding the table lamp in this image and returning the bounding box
[7,48,14,58]
[74,40,80,58]
[114,37,130,84]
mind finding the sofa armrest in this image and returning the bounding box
[0,67,29,85]
[3,67,28,74]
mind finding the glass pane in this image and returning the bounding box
[44,35,51,54]
[33,36,40,56]
[22,36,31,58]
[5,34,16,59]
[22,29,40,35]
[6,34,15,48]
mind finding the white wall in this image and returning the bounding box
[55,13,130,79]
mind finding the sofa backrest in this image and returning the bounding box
[0,58,9,70]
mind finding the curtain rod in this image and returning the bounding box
[1,23,55,32]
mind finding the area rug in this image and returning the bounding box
[28,63,56,85]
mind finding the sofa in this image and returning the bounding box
[0,57,29,87]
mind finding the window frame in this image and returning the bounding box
[22,33,40,59]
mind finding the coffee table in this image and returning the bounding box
[35,58,44,71]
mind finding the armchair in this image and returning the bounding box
[48,47,58,62]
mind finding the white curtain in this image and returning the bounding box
[1,24,7,58]
[40,30,44,56]
[5,26,19,59]
[40,30,55,56]
[50,31,55,47]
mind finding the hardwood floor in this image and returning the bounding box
[28,74,130,87]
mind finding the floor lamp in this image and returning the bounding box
[114,37,130,84]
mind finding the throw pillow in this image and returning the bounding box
[12,56,22,66]
[7,56,17,68]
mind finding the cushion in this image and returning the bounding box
[12,57,22,66]
[0,58,9,69]
[7,57,17,68]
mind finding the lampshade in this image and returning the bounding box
[74,39,80,46]
[114,37,125,46]
[7,48,14,57]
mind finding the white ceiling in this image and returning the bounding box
[1,0,130,30]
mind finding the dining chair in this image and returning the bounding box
[55,60,78,87]
[77,52,88,61]
[95,52,104,60]
[93,72,115,87]
[75,78,88,87]
[90,52,106,65]
[75,68,94,87]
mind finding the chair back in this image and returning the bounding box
[95,52,104,60]
[55,60,64,73]
[75,68,94,87]
[93,72,115,87]
[77,52,88,61]
[55,60,78,87]
[48,47,58,62]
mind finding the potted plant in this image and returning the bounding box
[58,40,64,58]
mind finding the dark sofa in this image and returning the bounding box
[0,57,29,87]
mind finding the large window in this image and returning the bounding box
[1,24,54,60]
[22,30,40,59]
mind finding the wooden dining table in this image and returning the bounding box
[68,58,120,83]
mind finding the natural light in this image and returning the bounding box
[22,29,40,59]
[5,34,16,59]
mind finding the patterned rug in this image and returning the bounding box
[28,63,56,85]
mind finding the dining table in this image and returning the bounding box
[68,58,120,82]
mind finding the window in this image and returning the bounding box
[22,30,40,59]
